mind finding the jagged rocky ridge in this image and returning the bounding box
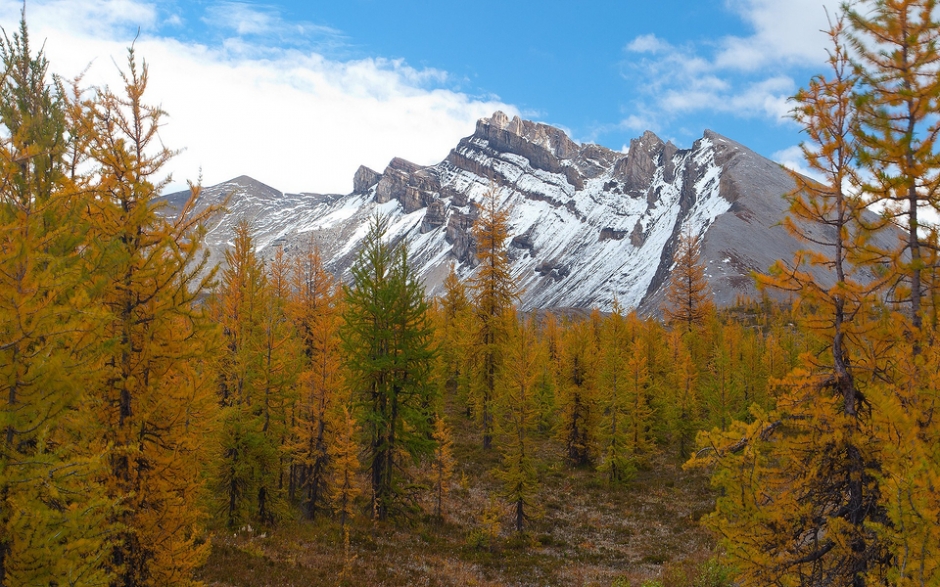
[162,111,887,312]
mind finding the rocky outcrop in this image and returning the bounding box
[421,199,447,233]
[614,131,665,195]
[374,158,427,205]
[353,165,381,194]
[445,209,477,266]
[470,112,586,190]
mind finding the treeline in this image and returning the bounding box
[205,187,801,536]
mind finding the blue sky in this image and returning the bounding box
[0,0,838,193]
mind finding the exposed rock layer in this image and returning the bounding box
[161,112,895,313]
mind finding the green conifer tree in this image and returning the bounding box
[341,214,436,520]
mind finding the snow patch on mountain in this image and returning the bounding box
[164,112,818,313]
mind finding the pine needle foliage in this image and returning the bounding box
[341,214,436,520]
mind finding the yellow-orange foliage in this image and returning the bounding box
[88,49,219,586]
[435,264,473,408]
[495,314,541,531]
[691,16,893,585]
[0,22,113,585]
[288,245,345,518]
[557,318,598,467]
[846,5,940,577]
[663,229,713,329]
[663,330,699,458]
[329,406,361,529]
[255,246,300,524]
[596,307,634,482]
[470,186,518,450]
[848,0,940,336]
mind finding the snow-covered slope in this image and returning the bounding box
[162,112,879,312]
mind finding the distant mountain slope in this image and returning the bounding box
[161,111,893,312]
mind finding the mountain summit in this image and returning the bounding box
[168,112,880,312]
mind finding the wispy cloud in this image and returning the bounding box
[773,145,825,183]
[619,0,839,134]
[2,0,515,194]
[201,1,345,50]
[204,2,277,36]
[3,0,159,39]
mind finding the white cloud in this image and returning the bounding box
[202,1,343,42]
[626,33,670,54]
[3,0,159,39]
[717,0,840,71]
[773,145,825,183]
[618,114,657,134]
[1,0,515,194]
[620,0,838,131]
[204,2,276,36]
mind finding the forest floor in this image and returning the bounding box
[197,421,720,587]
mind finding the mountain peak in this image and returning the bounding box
[475,111,581,163]
[169,114,902,314]
[217,175,284,200]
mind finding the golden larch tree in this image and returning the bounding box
[663,330,699,459]
[288,244,345,518]
[0,20,113,586]
[848,0,940,340]
[663,229,713,330]
[690,15,893,585]
[596,306,634,482]
[557,318,599,467]
[495,313,541,532]
[846,3,940,580]
[470,186,518,450]
[87,48,220,587]
[435,263,473,410]
[430,414,455,521]
[254,246,300,525]
[329,405,361,529]
[212,221,296,528]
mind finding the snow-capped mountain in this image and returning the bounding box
[161,111,886,312]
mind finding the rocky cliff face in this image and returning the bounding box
[163,112,891,312]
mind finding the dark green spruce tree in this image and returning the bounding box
[341,214,436,520]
